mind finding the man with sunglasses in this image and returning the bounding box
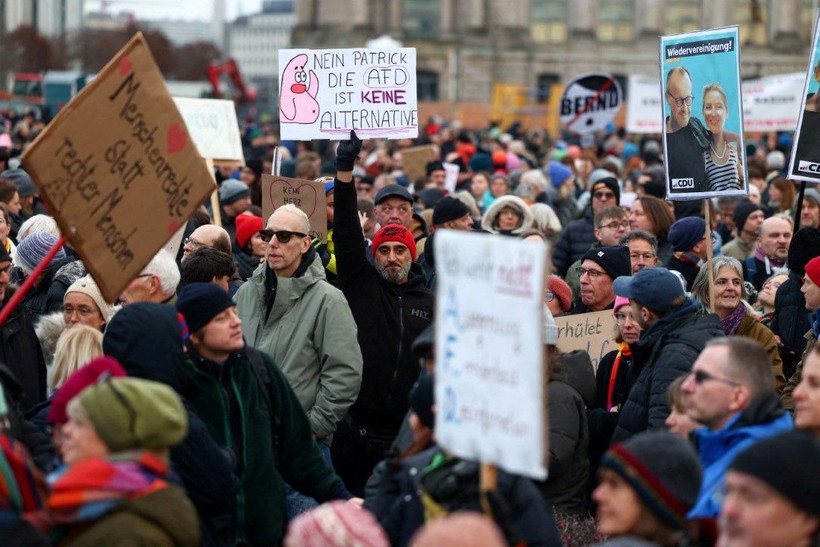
[610,267,723,443]
[234,203,362,511]
[329,131,433,496]
[664,67,710,195]
[682,337,793,519]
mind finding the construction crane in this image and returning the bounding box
[206,58,257,104]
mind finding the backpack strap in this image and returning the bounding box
[245,347,283,456]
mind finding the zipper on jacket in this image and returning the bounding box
[385,294,405,409]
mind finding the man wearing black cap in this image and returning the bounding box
[570,245,631,314]
[418,197,472,290]
[721,200,764,262]
[665,216,709,290]
[611,267,723,442]
[373,183,414,230]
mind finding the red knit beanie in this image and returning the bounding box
[372,224,417,261]
[48,356,127,425]
[548,275,573,312]
[806,256,820,286]
[235,214,264,249]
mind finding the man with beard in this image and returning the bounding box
[330,130,433,495]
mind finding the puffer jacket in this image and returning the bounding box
[234,252,362,442]
[768,272,810,379]
[611,299,724,443]
[334,179,433,430]
[552,207,596,277]
[480,195,535,235]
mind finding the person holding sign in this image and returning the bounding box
[331,131,433,496]
[665,67,710,194]
[702,84,743,192]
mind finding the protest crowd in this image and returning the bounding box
[2,80,820,547]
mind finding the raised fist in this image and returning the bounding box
[335,130,362,172]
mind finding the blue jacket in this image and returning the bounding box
[688,394,793,518]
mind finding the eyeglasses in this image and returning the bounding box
[258,229,308,243]
[629,252,656,261]
[545,291,555,302]
[63,304,99,318]
[762,280,784,291]
[593,191,616,200]
[576,267,608,280]
[183,237,207,249]
[690,369,740,387]
[600,220,630,230]
[666,92,694,107]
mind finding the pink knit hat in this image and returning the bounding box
[614,296,631,313]
[284,501,388,547]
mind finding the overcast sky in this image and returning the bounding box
[87,0,263,22]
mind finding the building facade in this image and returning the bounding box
[290,0,817,104]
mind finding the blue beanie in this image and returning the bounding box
[668,216,706,253]
[176,282,236,333]
[547,161,573,188]
[16,231,66,276]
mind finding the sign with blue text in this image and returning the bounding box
[434,230,547,479]
[278,48,418,141]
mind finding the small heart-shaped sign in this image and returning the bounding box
[278,180,318,218]
[167,220,179,235]
[119,58,133,76]
[166,124,187,154]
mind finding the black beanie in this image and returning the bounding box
[581,245,631,280]
[787,227,820,276]
[433,197,470,225]
[601,430,702,531]
[733,200,762,233]
[176,283,236,333]
[590,176,621,205]
[729,431,820,516]
[410,374,435,429]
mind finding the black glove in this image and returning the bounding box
[335,129,362,172]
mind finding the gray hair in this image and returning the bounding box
[18,215,60,242]
[690,256,746,308]
[271,204,310,233]
[140,249,180,296]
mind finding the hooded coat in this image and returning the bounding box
[480,194,535,235]
[612,299,724,443]
[103,303,239,547]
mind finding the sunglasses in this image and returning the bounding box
[690,369,740,387]
[258,229,308,243]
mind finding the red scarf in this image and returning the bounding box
[607,342,631,411]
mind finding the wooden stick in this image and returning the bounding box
[705,200,715,313]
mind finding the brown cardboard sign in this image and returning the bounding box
[261,175,328,243]
[401,144,436,185]
[21,33,215,302]
[554,310,616,372]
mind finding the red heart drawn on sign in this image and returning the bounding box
[119,58,133,75]
[167,220,179,235]
[166,124,187,154]
[269,179,318,218]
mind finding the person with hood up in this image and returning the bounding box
[480,194,534,236]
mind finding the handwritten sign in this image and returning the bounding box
[21,33,215,302]
[172,97,243,163]
[278,48,418,140]
[554,310,616,373]
[626,75,663,134]
[401,144,436,185]
[262,175,327,243]
[435,230,547,479]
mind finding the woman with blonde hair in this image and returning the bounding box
[49,324,103,392]
[702,83,743,192]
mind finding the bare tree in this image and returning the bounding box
[173,41,223,80]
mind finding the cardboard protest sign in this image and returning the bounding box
[554,310,616,373]
[261,175,327,243]
[278,48,418,141]
[560,73,623,134]
[626,75,663,133]
[21,32,215,302]
[790,13,820,182]
[173,97,243,164]
[742,73,804,133]
[401,144,435,185]
[435,231,547,479]
[661,27,747,200]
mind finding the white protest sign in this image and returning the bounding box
[742,73,803,132]
[435,231,547,479]
[173,97,243,162]
[442,161,459,194]
[278,48,418,141]
[560,73,623,134]
[626,75,663,133]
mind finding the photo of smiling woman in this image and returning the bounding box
[702,83,743,192]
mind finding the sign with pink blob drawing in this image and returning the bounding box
[278,48,418,141]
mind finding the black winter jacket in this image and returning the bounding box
[552,208,596,277]
[334,179,433,430]
[611,299,723,443]
[0,287,47,412]
[768,272,810,379]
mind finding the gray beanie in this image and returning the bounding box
[219,178,250,205]
[15,231,66,276]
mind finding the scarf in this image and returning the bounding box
[720,303,748,336]
[754,245,785,274]
[607,342,632,411]
[0,435,46,513]
[47,451,169,526]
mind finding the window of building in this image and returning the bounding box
[531,0,568,43]
[417,70,439,101]
[403,0,440,40]
[663,0,700,35]
[596,0,634,42]
[734,0,768,46]
[535,73,560,103]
